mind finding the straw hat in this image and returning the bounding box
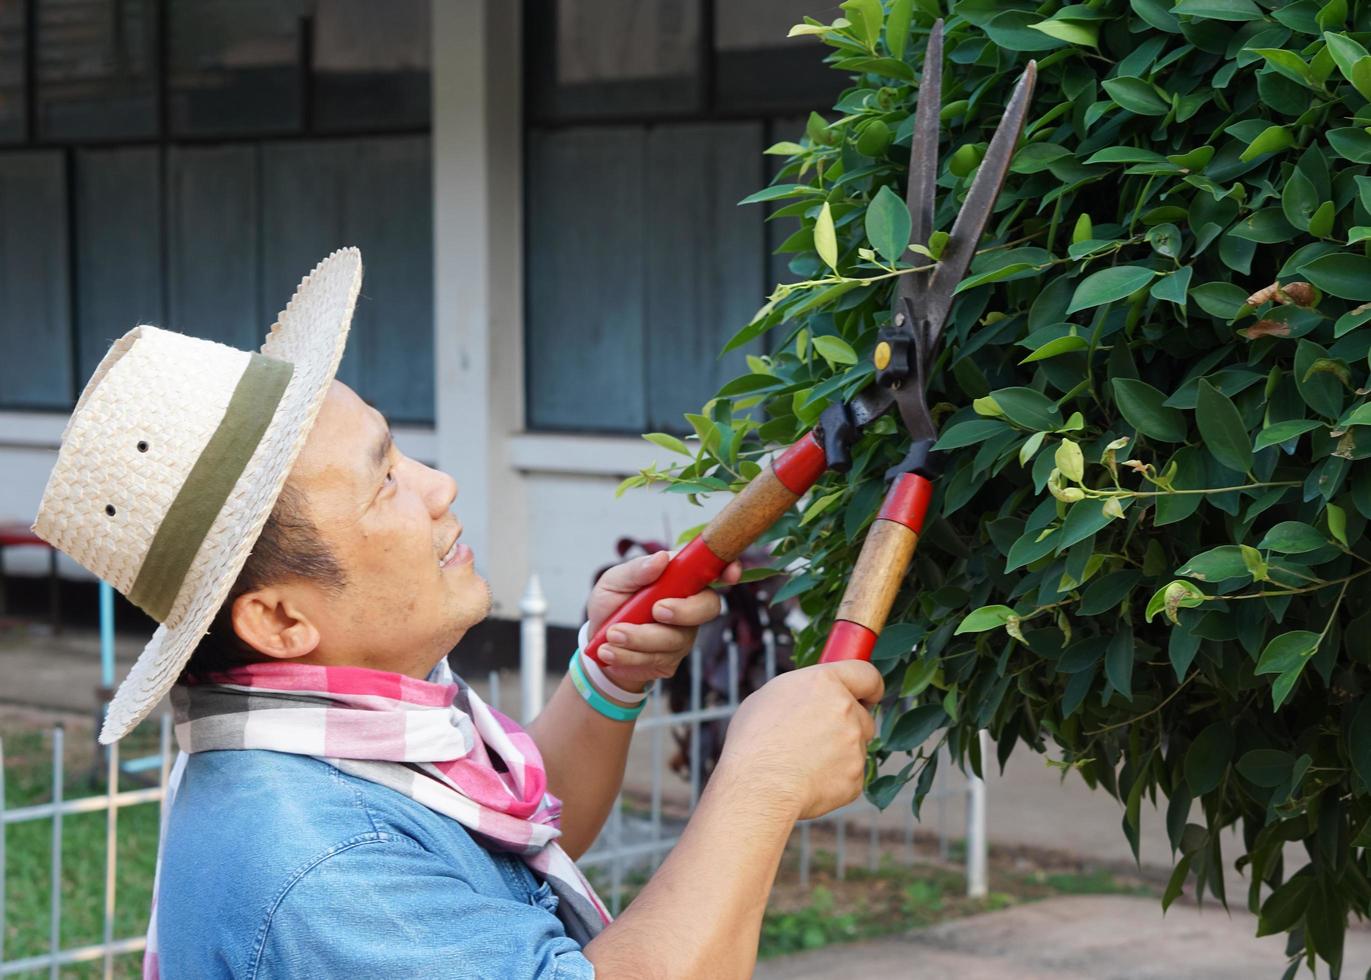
[32,248,362,743]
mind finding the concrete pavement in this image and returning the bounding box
[755,895,1371,979]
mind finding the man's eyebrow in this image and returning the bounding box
[372,427,395,474]
[363,401,394,475]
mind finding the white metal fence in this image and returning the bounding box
[0,578,985,975]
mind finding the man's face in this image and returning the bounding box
[279,380,491,677]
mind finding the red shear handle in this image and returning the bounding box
[820,473,934,663]
[585,432,828,664]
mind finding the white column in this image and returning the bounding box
[431,0,528,619]
[966,729,989,898]
[519,574,547,722]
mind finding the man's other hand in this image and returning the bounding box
[717,661,884,821]
[585,551,742,693]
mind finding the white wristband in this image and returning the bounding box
[577,622,650,705]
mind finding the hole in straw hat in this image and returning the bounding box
[105,504,116,517]
[137,440,149,452]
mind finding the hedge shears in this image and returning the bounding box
[587,22,1037,667]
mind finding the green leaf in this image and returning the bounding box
[1189,281,1248,319]
[1020,335,1089,363]
[1112,378,1188,442]
[1282,166,1319,231]
[815,202,839,271]
[1349,696,1371,788]
[1184,721,1235,796]
[1328,127,1371,163]
[1105,627,1135,701]
[799,490,843,526]
[1101,76,1170,115]
[934,419,1011,450]
[1239,124,1295,161]
[1257,876,1313,937]
[900,656,938,698]
[840,0,883,49]
[1029,19,1099,47]
[1132,0,1181,32]
[1255,630,1321,675]
[1151,266,1193,305]
[1173,0,1263,19]
[738,183,822,205]
[1328,501,1348,546]
[1145,580,1207,623]
[1325,31,1371,99]
[1254,419,1323,450]
[642,432,691,456]
[955,605,1016,634]
[1055,438,1085,482]
[1258,521,1328,554]
[885,704,947,751]
[1196,380,1253,473]
[1236,749,1295,787]
[812,334,859,366]
[1178,545,1250,582]
[993,387,1064,430]
[886,0,913,61]
[1067,266,1156,313]
[864,185,912,265]
[1299,252,1371,300]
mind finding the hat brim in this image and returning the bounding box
[99,248,363,744]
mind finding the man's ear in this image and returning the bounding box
[230,587,321,661]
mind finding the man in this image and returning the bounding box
[34,250,882,978]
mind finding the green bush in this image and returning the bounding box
[626,0,1371,973]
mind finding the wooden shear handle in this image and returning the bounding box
[584,431,829,665]
[820,473,934,663]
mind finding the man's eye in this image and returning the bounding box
[384,468,396,487]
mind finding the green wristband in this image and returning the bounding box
[569,651,647,723]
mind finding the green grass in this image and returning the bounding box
[2,724,160,979]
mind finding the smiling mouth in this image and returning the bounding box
[438,533,472,569]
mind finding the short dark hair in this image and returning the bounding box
[181,482,347,679]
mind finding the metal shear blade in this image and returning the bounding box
[882,20,1038,448]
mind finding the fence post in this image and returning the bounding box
[966,729,988,898]
[519,574,547,724]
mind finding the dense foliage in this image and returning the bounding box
[621,0,1371,973]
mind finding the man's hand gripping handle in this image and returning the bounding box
[583,432,828,664]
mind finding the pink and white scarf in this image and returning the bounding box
[143,660,610,978]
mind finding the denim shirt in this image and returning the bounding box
[156,749,596,979]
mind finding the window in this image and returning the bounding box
[0,0,24,142]
[524,0,844,434]
[0,0,434,423]
[37,0,159,141]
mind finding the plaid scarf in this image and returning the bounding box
[143,660,609,978]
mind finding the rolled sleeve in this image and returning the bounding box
[250,836,595,980]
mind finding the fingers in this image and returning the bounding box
[601,621,693,657]
[717,560,743,586]
[652,588,722,628]
[595,550,670,596]
[824,660,886,706]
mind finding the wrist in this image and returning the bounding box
[578,623,652,698]
[712,750,804,824]
[707,756,800,822]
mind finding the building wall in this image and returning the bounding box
[5,0,791,631]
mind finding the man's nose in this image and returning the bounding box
[426,465,458,516]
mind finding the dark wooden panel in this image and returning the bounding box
[258,140,357,393]
[0,152,72,408]
[526,127,646,431]
[260,136,434,423]
[75,147,163,381]
[340,136,434,424]
[166,145,259,350]
[644,122,765,432]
